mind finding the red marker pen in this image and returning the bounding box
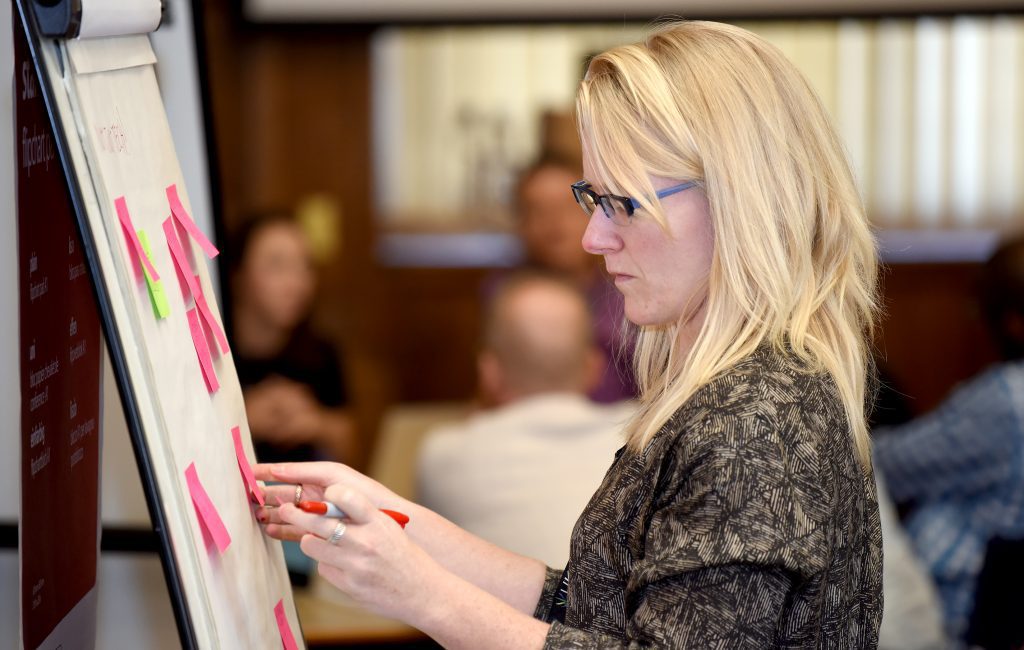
[297,501,410,529]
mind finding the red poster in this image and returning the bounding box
[16,22,102,650]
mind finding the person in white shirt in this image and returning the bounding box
[876,477,947,650]
[417,272,631,568]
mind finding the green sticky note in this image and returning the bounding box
[137,230,171,319]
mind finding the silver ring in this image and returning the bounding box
[294,484,303,505]
[327,521,346,545]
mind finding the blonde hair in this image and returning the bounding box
[577,21,878,468]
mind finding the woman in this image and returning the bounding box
[231,213,356,464]
[256,21,882,648]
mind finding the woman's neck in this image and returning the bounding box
[674,300,708,363]
[233,303,290,359]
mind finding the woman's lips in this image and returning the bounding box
[611,273,634,284]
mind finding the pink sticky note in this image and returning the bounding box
[163,218,230,355]
[115,197,161,282]
[119,223,143,281]
[195,283,230,355]
[274,600,299,650]
[164,217,196,300]
[170,256,191,302]
[167,184,219,259]
[185,462,231,554]
[231,426,264,506]
[187,307,219,393]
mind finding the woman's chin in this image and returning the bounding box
[268,309,308,332]
[623,304,670,328]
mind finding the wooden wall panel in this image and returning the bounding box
[877,262,1001,416]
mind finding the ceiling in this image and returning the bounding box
[244,0,1024,23]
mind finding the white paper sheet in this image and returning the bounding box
[66,36,155,74]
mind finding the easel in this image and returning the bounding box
[14,2,302,647]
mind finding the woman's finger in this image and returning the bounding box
[259,484,297,506]
[255,461,352,486]
[323,484,377,525]
[260,483,323,506]
[300,532,338,564]
[255,504,300,526]
[262,522,307,543]
[277,502,347,542]
[255,505,280,525]
[253,463,281,482]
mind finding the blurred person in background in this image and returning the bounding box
[418,272,630,568]
[876,476,947,650]
[230,212,357,465]
[506,151,637,403]
[867,371,947,650]
[873,236,1024,647]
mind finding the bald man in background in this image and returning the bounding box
[417,273,632,567]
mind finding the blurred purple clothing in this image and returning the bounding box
[585,274,637,403]
[483,268,637,403]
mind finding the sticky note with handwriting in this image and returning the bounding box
[231,426,264,506]
[274,600,299,650]
[185,462,231,554]
[137,230,170,319]
[114,196,160,282]
[166,184,219,259]
[187,307,219,393]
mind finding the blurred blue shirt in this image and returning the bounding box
[873,361,1024,642]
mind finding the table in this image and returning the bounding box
[293,585,432,648]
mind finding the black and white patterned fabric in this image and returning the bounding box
[533,344,883,648]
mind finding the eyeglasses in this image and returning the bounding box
[570,179,699,226]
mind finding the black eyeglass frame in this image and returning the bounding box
[570,179,699,223]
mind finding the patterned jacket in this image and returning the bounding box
[533,345,883,648]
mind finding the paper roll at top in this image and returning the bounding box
[34,0,163,39]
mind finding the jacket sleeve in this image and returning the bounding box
[533,566,566,622]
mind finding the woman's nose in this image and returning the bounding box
[582,211,622,255]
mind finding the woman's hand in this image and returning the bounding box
[254,461,552,646]
[245,379,324,448]
[276,485,445,622]
[242,383,286,441]
[270,479,551,647]
[253,462,406,542]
